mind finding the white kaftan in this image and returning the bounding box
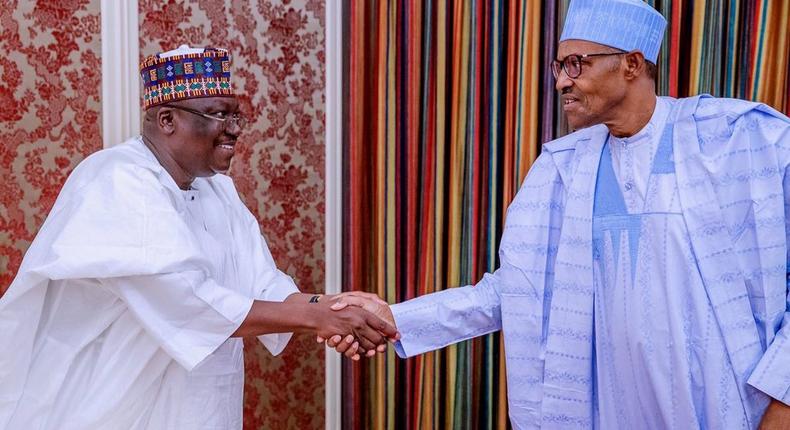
[0,137,298,429]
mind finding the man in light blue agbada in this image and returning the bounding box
[328,0,790,428]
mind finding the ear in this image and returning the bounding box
[623,50,646,81]
[156,106,176,135]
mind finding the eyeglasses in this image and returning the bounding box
[166,104,249,131]
[551,52,625,79]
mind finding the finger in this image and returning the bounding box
[355,324,386,350]
[317,336,325,343]
[353,330,380,351]
[376,344,387,353]
[352,353,361,361]
[366,349,376,357]
[334,336,353,354]
[334,296,368,309]
[326,334,346,348]
[366,313,399,339]
[344,342,359,358]
[335,334,355,353]
[326,334,342,348]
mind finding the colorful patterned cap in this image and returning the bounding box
[140,45,233,109]
[560,0,667,63]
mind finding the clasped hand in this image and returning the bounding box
[316,292,398,361]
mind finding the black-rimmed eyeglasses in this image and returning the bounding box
[166,104,249,131]
[551,52,625,79]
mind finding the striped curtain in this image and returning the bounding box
[342,1,790,429]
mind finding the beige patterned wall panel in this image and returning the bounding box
[0,1,103,293]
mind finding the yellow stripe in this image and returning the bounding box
[384,0,398,425]
[446,1,471,427]
[520,0,541,180]
[431,10,446,430]
[373,1,389,428]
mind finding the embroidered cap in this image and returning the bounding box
[560,0,667,63]
[140,44,233,109]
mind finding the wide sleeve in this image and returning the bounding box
[392,152,565,358]
[100,272,253,371]
[251,233,299,355]
[210,176,302,356]
[391,273,504,358]
[747,118,790,403]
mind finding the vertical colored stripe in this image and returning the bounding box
[342,1,790,428]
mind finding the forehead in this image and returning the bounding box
[181,96,239,111]
[557,39,613,59]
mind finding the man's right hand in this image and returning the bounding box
[318,292,398,360]
[312,298,397,355]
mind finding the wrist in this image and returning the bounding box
[284,292,326,304]
[302,302,323,331]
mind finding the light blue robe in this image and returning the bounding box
[391,95,790,429]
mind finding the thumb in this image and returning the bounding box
[340,296,375,312]
[330,300,349,310]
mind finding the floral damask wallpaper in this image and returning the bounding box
[0,0,325,427]
[0,0,102,293]
[139,1,326,428]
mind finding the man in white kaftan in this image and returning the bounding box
[0,45,395,430]
[329,1,790,428]
[0,136,296,429]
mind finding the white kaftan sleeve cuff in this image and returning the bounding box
[255,269,300,356]
[391,282,502,358]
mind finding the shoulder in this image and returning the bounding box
[536,124,608,184]
[541,124,607,155]
[67,137,166,189]
[514,127,603,203]
[694,96,759,118]
[54,138,180,214]
[674,96,790,172]
[692,95,776,120]
[688,96,790,152]
[690,95,789,131]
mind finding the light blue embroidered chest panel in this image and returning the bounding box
[592,124,749,429]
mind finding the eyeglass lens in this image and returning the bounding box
[551,55,582,79]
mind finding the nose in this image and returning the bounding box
[224,119,242,137]
[554,68,573,92]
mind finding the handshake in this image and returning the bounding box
[312,292,398,361]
